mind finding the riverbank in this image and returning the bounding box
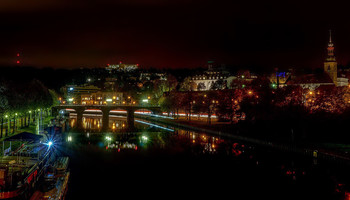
[136,114,350,164]
[0,116,55,156]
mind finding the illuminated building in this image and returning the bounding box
[189,61,232,91]
[106,63,139,72]
[81,91,123,105]
[269,70,292,88]
[324,30,338,86]
[63,84,101,104]
[287,30,348,89]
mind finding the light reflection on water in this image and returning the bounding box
[70,115,127,131]
[65,115,350,200]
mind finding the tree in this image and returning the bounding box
[210,79,225,90]
[179,77,197,91]
[215,90,242,123]
[197,82,206,91]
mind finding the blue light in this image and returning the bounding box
[48,141,53,146]
[69,87,74,91]
[135,120,174,132]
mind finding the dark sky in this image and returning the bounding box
[1,0,350,70]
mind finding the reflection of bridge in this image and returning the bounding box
[53,105,161,130]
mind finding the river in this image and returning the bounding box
[60,115,350,200]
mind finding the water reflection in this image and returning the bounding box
[82,117,101,130]
[65,116,350,200]
[69,115,127,131]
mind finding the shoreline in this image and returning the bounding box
[136,114,350,164]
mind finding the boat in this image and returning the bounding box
[0,141,55,200]
[30,157,70,200]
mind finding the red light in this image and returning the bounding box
[118,148,120,152]
[17,53,20,57]
[119,61,122,64]
[107,63,110,66]
[106,146,108,149]
[135,146,138,150]
[16,61,20,64]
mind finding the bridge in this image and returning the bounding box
[52,105,161,131]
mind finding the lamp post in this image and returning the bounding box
[6,115,9,137]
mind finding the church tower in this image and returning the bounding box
[324,30,338,86]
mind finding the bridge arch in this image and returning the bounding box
[108,109,128,131]
[82,109,103,130]
[53,105,161,131]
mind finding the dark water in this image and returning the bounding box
[61,116,350,200]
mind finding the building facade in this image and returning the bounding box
[81,91,123,105]
[190,61,231,91]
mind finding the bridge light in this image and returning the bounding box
[106,99,112,102]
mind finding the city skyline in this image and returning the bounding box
[1,0,350,69]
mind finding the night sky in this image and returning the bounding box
[1,0,350,70]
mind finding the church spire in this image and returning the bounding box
[326,29,336,61]
[324,29,337,86]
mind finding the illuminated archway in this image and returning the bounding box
[109,109,128,131]
[82,109,103,130]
